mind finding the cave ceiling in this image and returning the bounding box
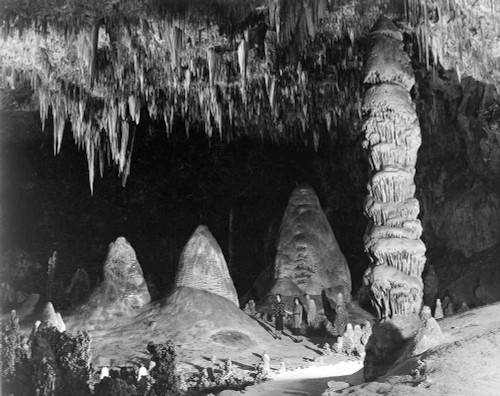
[1,0,499,191]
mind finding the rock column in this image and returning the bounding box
[361,16,425,319]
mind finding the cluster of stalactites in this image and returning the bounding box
[0,0,379,192]
[361,16,426,320]
[37,82,136,194]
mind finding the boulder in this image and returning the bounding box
[175,225,238,306]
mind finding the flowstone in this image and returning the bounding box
[273,185,352,298]
[175,225,239,306]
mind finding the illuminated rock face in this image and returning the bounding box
[175,225,239,306]
[274,185,352,299]
[362,16,425,319]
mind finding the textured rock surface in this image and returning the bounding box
[274,185,352,297]
[336,303,500,395]
[176,225,239,306]
[363,314,421,381]
[362,16,425,319]
[66,237,150,331]
[103,236,151,309]
[41,301,65,332]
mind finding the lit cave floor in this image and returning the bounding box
[243,361,364,395]
[67,301,500,396]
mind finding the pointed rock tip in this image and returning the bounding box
[288,184,320,206]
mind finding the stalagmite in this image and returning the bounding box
[175,225,239,306]
[273,185,352,297]
[362,16,426,320]
[434,298,444,319]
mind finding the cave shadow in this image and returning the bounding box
[231,360,255,371]
[184,362,204,371]
[328,367,365,386]
[321,290,337,325]
[251,316,276,337]
[364,318,409,382]
[124,356,150,367]
[302,344,322,355]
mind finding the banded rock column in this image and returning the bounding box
[362,16,425,319]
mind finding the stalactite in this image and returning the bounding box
[362,16,426,320]
[88,19,102,89]
[237,39,248,87]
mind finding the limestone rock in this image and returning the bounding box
[274,185,352,297]
[102,236,151,309]
[66,237,150,332]
[151,286,270,347]
[369,15,403,41]
[475,276,500,305]
[175,225,238,306]
[401,317,443,359]
[364,315,421,381]
[363,265,423,319]
[363,83,418,123]
[55,312,66,332]
[364,34,415,91]
[457,301,470,313]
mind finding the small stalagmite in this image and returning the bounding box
[273,185,352,298]
[434,298,444,319]
[42,302,65,332]
[175,225,239,306]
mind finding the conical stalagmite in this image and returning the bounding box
[42,301,65,332]
[274,185,352,299]
[175,225,239,306]
[361,16,426,319]
[434,298,444,319]
[102,237,151,309]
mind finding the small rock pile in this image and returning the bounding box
[323,321,373,358]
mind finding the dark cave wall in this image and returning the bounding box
[415,70,500,258]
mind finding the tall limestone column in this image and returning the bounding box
[361,16,425,320]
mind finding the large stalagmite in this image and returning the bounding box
[274,185,352,298]
[175,225,239,306]
[362,16,426,319]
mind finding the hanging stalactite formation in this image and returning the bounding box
[2,0,392,191]
[361,15,425,319]
[2,0,496,191]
